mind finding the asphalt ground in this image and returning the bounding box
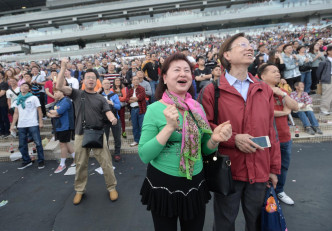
[0,143,331,231]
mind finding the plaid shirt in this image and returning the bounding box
[290,91,312,104]
[126,85,146,114]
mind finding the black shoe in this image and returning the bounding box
[312,127,323,135]
[18,162,33,170]
[38,161,45,169]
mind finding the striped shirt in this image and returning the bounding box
[104,72,120,85]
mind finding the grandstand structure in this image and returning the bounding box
[0,0,332,61]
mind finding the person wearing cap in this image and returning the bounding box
[10,82,45,170]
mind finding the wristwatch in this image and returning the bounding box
[282,92,287,98]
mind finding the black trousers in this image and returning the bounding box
[104,120,121,156]
[285,76,301,91]
[213,180,267,231]
[38,92,46,117]
[151,206,206,231]
[311,67,318,91]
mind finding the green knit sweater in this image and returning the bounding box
[138,101,217,177]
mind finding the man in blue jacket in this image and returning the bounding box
[101,79,122,162]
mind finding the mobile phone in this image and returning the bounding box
[250,136,271,148]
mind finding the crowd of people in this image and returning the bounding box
[0,26,331,230]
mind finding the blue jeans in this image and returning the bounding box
[300,72,312,93]
[149,80,159,103]
[276,140,292,194]
[0,106,10,136]
[192,80,197,99]
[131,107,144,143]
[18,126,44,163]
[294,111,318,127]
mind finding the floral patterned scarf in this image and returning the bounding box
[162,90,213,180]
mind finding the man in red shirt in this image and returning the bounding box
[45,70,57,104]
[258,63,299,205]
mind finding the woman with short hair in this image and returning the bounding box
[138,53,232,231]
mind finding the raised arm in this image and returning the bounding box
[56,58,73,96]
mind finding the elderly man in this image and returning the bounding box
[200,33,281,231]
[137,70,152,103]
[57,58,118,205]
[101,79,122,162]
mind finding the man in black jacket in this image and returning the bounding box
[317,45,332,115]
[142,53,159,103]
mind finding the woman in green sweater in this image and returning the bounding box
[138,53,232,231]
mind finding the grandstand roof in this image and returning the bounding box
[0,0,46,11]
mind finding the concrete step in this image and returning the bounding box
[292,130,332,143]
[289,123,332,132]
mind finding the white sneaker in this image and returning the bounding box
[54,165,66,174]
[277,192,294,205]
[130,142,138,147]
[321,111,330,116]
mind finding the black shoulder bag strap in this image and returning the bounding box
[107,92,116,100]
[10,88,20,96]
[212,80,220,125]
[81,92,86,129]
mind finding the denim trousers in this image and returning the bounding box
[276,140,292,194]
[18,126,44,163]
[300,71,312,93]
[0,106,10,136]
[149,80,159,103]
[294,111,319,127]
[131,107,144,143]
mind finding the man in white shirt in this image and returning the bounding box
[10,82,45,170]
[65,69,79,89]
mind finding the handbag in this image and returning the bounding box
[317,82,322,95]
[202,81,234,196]
[81,93,104,148]
[261,187,287,231]
[299,61,312,72]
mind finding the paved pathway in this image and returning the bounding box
[0,143,331,231]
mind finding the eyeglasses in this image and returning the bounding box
[85,76,96,80]
[229,42,252,50]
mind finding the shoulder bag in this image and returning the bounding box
[202,81,234,196]
[81,92,104,148]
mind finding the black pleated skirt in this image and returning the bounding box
[140,164,211,221]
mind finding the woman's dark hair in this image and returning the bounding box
[155,52,195,101]
[268,50,278,64]
[296,45,306,53]
[257,63,278,79]
[282,43,293,52]
[218,32,245,72]
[309,42,318,54]
[112,77,123,90]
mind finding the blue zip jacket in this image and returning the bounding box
[101,91,121,119]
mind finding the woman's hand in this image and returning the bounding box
[163,105,179,130]
[280,79,287,85]
[211,121,232,143]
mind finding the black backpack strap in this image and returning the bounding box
[107,92,116,100]
[81,91,86,129]
[212,81,220,125]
